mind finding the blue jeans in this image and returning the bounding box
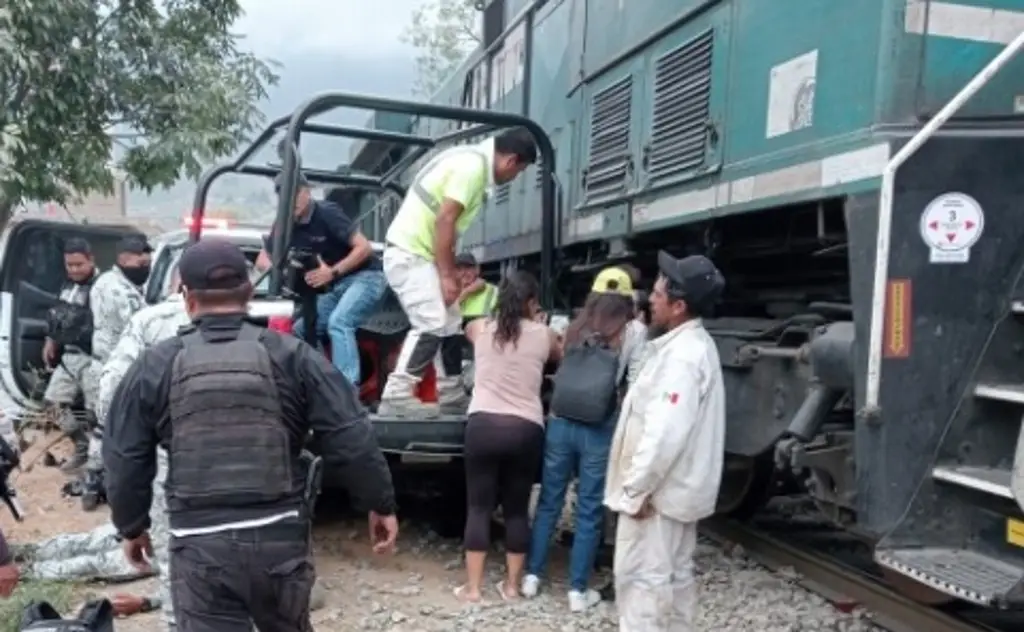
[527,415,615,592]
[294,269,387,386]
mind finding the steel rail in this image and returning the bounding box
[701,518,997,632]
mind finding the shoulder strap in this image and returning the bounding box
[179,328,204,347]
[235,322,263,342]
[410,147,488,213]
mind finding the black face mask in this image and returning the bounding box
[118,264,151,287]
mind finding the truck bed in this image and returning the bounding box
[370,413,466,461]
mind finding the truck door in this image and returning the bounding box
[0,219,141,410]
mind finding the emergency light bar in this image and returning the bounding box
[182,216,233,231]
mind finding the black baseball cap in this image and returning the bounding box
[178,239,250,291]
[116,234,152,255]
[657,251,725,313]
[63,237,92,255]
[274,172,309,193]
[455,252,478,268]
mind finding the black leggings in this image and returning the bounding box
[463,412,544,553]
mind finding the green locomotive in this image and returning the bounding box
[341,0,1024,610]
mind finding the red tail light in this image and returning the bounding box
[267,315,293,334]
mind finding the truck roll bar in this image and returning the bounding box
[189,164,406,243]
[190,116,425,242]
[273,92,558,308]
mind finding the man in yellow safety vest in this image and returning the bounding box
[379,128,537,416]
[456,252,498,324]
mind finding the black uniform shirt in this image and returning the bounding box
[103,314,396,539]
[262,199,381,272]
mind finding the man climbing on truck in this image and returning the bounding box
[378,127,538,416]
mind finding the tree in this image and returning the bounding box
[0,0,279,223]
[402,0,480,98]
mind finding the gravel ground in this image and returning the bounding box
[1,434,883,631]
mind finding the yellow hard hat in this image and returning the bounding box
[591,266,634,297]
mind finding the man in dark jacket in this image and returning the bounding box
[103,239,398,631]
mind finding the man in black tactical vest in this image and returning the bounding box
[102,239,399,632]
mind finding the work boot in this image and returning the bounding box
[436,377,469,415]
[60,429,89,474]
[378,373,439,418]
[80,468,106,512]
[377,395,440,418]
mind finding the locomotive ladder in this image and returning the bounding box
[869,28,1024,609]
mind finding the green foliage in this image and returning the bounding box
[0,0,279,222]
[0,580,73,632]
[402,0,480,97]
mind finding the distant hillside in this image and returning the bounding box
[129,48,417,221]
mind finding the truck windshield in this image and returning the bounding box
[156,241,268,302]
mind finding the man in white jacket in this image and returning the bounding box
[604,251,726,631]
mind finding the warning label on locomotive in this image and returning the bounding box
[919,192,984,264]
[1007,518,1024,548]
[883,279,911,359]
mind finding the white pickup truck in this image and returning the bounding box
[0,218,468,488]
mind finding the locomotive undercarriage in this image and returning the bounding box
[544,198,862,530]
[521,156,1024,613]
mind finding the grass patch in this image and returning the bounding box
[0,581,75,632]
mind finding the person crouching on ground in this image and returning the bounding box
[521,266,646,612]
[456,271,563,602]
[604,252,726,631]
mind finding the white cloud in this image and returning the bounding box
[236,0,424,56]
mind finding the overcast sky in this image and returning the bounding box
[235,0,424,57]
[133,0,427,212]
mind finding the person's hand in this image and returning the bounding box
[43,339,57,367]
[440,273,459,306]
[629,497,656,520]
[304,257,335,288]
[368,511,399,554]
[121,532,153,573]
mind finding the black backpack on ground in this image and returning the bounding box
[549,333,620,425]
[20,599,114,632]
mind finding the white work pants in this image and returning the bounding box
[381,247,462,399]
[614,513,698,631]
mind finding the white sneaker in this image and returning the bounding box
[521,574,541,598]
[568,588,601,612]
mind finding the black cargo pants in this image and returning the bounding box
[169,520,315,632]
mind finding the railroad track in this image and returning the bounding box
[701,517,999,632]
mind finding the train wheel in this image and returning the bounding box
[715,452,776,519]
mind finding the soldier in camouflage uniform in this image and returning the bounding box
[96,275,189,631]
[15,523,151,582]
[83,235,151,486]
[42,238,98,472]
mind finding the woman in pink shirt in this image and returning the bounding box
[455,270,562,603]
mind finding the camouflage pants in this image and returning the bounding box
[21,449,174,631]
[153,448,174,630]
[21,524,139,581]
[43,354,98,433]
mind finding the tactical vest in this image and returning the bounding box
[46,276,96,353]
[166,324,292,510]
[385,146,489,260]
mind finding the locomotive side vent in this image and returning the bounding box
[583,75,634,201]
[648,29,714,182]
